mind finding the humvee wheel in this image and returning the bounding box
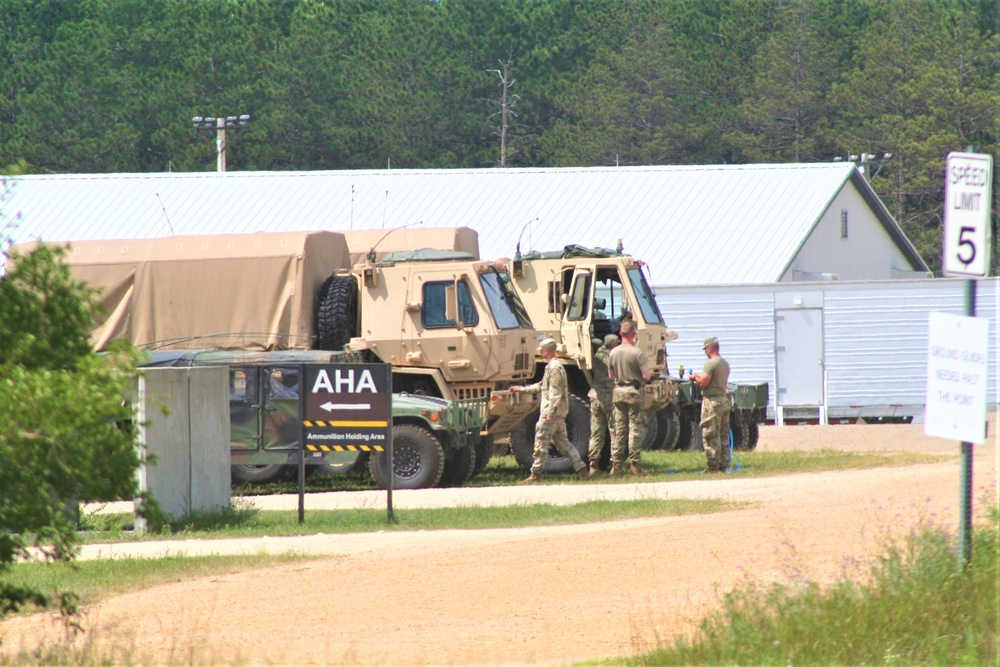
[730,410,751,451]
[437,445,476,487]
[231,464,288,484]
[747,421,760,450]
[510,395,590,474]
[675,413,698,451]
[316,275,359,351]
[369,425,445,489]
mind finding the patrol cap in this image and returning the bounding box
[604,334,620,348]
[702,336,719,349]
[538,337,557,351]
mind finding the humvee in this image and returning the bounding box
[142,349,488,489]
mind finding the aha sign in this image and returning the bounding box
[942,152,993,278]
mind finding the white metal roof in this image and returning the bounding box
[1,163,926,285]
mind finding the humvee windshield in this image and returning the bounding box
[480,270,532,330]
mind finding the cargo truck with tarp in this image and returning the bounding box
[9,230,539,483]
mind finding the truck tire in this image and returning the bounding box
[368,425,445,490]
[730,410,751,451]
[231,464,289,484]
[316,275,359,351]
[659,404,681,451]
[677,411,700,451]
[510,395,590,474]
[747,421,760,450]
[471,435,494,479]
[437,445,476,487]
[641,408,662,450]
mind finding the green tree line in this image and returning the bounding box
[0,0,997,273]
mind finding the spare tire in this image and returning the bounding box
[316,275,359,351]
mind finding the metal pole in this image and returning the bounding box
[958,279,975,568]
[216,117,227,173]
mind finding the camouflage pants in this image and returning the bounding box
[531,418,585,476]
[612,387,646,465]
[588,398,614,462]
[700,396,732,471]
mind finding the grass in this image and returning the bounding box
[1,553,316,614]
[620,503,1000,667]
[237,448,948,495]
[77,496,746,542]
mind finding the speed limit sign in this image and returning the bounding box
[943,152,993,278]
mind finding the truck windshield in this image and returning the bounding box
[627,267,663,325]
[480,271,533,330]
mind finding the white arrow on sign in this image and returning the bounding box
[320,402,372,412]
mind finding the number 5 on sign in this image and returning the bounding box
[943,152,993,278]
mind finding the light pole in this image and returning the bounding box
[192,114,250,172]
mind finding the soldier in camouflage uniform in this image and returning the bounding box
[587,333,619,475]
[510,338,590,483]
[608,320,651,475]
[688,336,731,473]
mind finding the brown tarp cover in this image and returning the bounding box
[13,231,350,351]
[341,227,479,265]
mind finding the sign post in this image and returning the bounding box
[936,151,993,569]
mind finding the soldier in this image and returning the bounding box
[510,338,590,483]
[608,319,651,475]
[587,333,620,475]
[688,336,731,473]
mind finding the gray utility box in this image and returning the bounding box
[133,367,231,521]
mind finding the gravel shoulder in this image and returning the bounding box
[3,420,998,666]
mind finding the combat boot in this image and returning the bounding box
[588,459,602,476]
[609,462,623,476]
[629,461,647,476]
[575,465,591,480]
[520,472,542,484]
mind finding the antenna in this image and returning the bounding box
[515,217,537,259]
[156,193,175,234]
[368,220,423,264]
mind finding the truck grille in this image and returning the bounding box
[514,351,532,372]
[656,349,665,367]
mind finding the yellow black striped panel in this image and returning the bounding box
[306,444,386,453]
[304,421,389,428]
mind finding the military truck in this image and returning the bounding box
[141,349,486,489]
[12,231,538,483]
[504,244,768,470]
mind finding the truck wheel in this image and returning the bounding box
[316,275,359,351]
[659,405,681,451]
[368,424,445,490]
[437,445,476,487]
[730,410,751,451]
[471,435,494,479]
[747,421,760,450]
[676,412,699,451]
[510,395,590,474]
[231,464,289,484]
[640,409,661,450]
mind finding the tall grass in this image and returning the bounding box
[632,503,1000,666]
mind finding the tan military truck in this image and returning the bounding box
[505,244,768,471]
[13,230,539,481]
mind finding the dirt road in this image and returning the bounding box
[2,421,997,666]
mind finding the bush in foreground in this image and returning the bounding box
[637,504,999,666]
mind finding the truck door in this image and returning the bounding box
[415,270,482,382]
[562,268,593,365]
